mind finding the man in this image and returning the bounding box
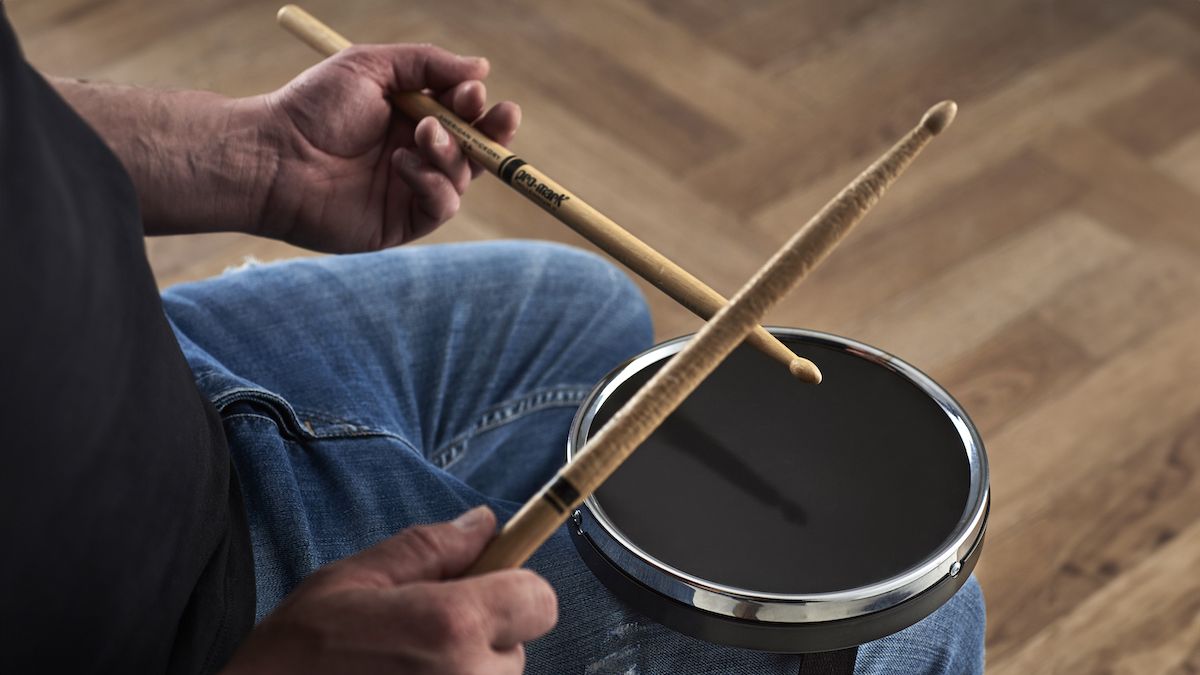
[0,6,984,673]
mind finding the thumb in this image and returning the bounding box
[345,506,497,586]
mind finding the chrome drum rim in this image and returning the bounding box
[567,327,990,624]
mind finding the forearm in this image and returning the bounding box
[51,77,277,236]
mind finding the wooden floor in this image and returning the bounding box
[11,0,1200,671]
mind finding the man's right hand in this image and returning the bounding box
[221,506,557,674]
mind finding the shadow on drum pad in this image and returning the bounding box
[587,337,971,595]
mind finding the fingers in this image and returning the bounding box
[470,101,522,177]
[464,570,559,648]
[495,645,528,675]
[412,100,522,181]
[402,102,518,235]
[430,78,520,147]
[378,46,520,182]
[424,82,521,179]
[345,42,520,156]
[343,506,496,586]
[255,507,552,674]
[474,101,522,148]
[353,41,524,216]
[438,79,488,123]
[393,145,462,240]
[414,569,558,650]
[412,116,471,194]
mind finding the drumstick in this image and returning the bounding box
[465,100,958,574]
[275,4,822,384]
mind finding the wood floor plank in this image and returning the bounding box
[419,0,741,176]
[8,0,249,76]
[988,313,1200,537]
[843,211,1130,373]
[1143,1,1200,70]
[990,514,1200,674]
[935,315,1095,440]
[772,151,1085,332]
[637,0,753,35]
[1092,65,1200,158]
[683,0,1144,216]
[1045,124,1200,253]
[1036,246,1200,360]
[982,408,1200,662]
[703,0,896,71]
[94,0,429,95]
[4,0,107,35]
[1153,126,1200,196]
[778,0,1145,105]
[499,0,814,137]
[751,10,1178,236]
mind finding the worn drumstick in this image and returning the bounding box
[276,4,822,383]
[465,101,958,574]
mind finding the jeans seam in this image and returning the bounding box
[431,385,593,469]
[211,386,416,447]
[290,405,408,440]
[223,411,425,458]
[222,412,283,426]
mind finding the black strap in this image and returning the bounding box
[797,646,858,675]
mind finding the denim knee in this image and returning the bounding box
[855,575,986,675]
[942,575,986,665]
[497,240,654,359]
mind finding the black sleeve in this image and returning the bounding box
[0,8,254,673]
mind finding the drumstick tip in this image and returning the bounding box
[790,358,823,384]
[277,4,299,23]
[921,100,958,135]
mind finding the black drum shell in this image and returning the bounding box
[570,500,986,652]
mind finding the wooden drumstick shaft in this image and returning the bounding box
[276,4,822,383]
[466,101,958,574]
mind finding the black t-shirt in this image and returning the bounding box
[0,9,254,673]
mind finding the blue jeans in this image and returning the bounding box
[161,240,985,674]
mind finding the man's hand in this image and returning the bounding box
[254,44,521,252]
[221,507,557,675]
[52,43,519,251]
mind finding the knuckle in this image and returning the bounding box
[422,188,458,222]
[337,45,380,71]
[428,597,487,644]
[438,206,459,225]
[413,42,453,63]
[511,643,527,672]
[445,656,493,675]
[525,569,561,624]
[407,50,431,86]
[398,524,448,571]
[408,172,435,196]
[437,192,461,220]
[450,158,471,186]
[517,570,558,615]
[470,662,510,675]
[508,638,528,672]
[457,80,484,105]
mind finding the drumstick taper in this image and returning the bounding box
[465,100,958,574]
[275,4,822,383]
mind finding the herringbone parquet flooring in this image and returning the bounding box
[10,1,1200,671]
